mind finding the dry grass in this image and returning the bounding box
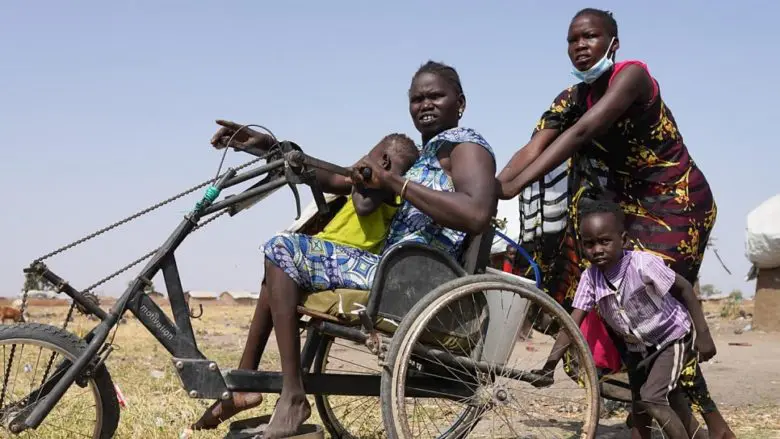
[23,305,284,439]
[7,304,779,438]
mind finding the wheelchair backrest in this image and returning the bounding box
[459,230,496,275]
[369,229,496,330]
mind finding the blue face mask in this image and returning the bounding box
[571,37,615,84]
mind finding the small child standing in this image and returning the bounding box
[314,133,419,253]
[535,200,717,439]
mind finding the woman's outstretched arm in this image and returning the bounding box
[497,129,559,199]
[501,65,653,196]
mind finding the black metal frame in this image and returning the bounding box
[15,141,539,432]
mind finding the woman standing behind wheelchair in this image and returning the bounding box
[497,7,735,439]
[193,60,497,438]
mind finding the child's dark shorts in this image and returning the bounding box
[623,332,696,406]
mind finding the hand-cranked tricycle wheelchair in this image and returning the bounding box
[1,132,602,438]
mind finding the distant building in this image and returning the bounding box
[15,290,70,307]
[184,290,219,307]
[219,291,260,306]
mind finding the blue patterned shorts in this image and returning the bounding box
[263,232,381,292]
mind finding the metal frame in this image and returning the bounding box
[15,142,544,433]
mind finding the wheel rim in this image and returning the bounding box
[0,337,104,438]
[315,337,384,439]
[388,278,599,438]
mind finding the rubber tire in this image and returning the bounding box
[313,334,477,439]
[380,274,600,439]
[313,335,380,439]
[0,323,120,439]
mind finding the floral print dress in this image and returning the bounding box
[519,60,718,413]
[522,60,717,309]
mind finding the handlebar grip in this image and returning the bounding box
[360,167,372,181]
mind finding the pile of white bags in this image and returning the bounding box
[746,194,780,269]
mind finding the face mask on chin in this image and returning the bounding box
[571,37,616,84]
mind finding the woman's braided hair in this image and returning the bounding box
[410,60,464,96]
[573,8,618,38]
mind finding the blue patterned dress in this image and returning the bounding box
[264,127,494,292]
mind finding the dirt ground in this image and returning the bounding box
[2,302,778,438]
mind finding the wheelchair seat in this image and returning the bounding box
[298,230,495,352]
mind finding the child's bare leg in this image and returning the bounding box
[669,389,706,438]
[191,276,273,430]
[701,411,736,439]
[681,364,736,439]
[630,403,653,439]
[263,262,311,439]
[638,401,689,439]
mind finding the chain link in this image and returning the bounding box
[19,152,267,310]
[31,155,265,264]
[79,210,229,294]
[6,142,276,413]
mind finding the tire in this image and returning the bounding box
[313,334,477,439]
[0,323,120,439]
[313,335,384,439]
[381,274,600,439]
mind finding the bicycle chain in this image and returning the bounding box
[4,157,261,411]
[20,154,266,307]
[32,156,264,265]
[6,139,278,416]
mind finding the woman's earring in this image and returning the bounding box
[458,109,463,118]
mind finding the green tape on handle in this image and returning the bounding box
[204,185,220,203]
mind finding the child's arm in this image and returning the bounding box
[531,270,595,387]
[669,273,717,362]
[351,187,395,216]
[538,308,588,372]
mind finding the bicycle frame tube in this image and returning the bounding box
[19,156,291,430]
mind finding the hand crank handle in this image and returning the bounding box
[289,183,302,220]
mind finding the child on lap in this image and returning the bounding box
[315,133,418,254]
[535,200,717,439]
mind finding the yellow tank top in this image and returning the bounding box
[315,195,400,254]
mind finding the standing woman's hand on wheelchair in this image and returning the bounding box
[209,119,278,151]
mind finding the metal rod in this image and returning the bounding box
[161,255,198,354]
[285,151,351,177]
[410,344,550,385]
[223,370,475,399]
[28,266,108,320]
[202,177,288,215]
[220,158,284,190]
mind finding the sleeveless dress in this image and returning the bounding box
[264,127,494,292]
[518,60,718,413]
[520,60,717,308]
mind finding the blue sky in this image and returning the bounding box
[1,1,776,298]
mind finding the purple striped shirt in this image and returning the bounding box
[572,250,691,352]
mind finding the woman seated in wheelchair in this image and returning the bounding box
[193,60,498,438]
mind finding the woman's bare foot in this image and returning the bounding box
[264,394,311,439]
[191,392,264,430]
